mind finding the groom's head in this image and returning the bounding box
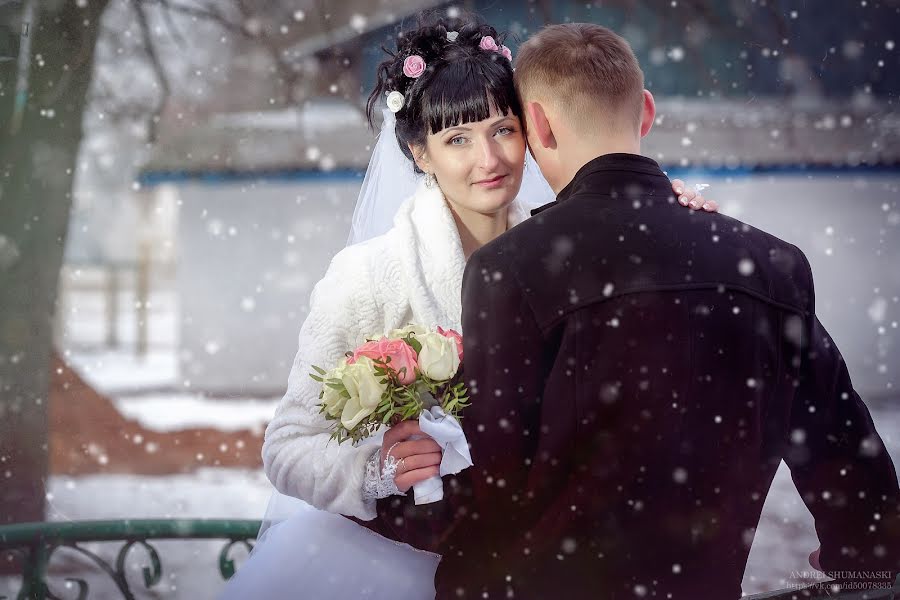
[514,23,655,192]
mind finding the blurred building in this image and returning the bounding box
[64,0,900,397]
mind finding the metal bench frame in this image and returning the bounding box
[0,519,259,600]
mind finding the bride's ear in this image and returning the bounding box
[408,143,430,174]
[526,101,556,150]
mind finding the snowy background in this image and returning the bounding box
[3,0,899,598]
[7,170,893,600]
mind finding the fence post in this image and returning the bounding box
[106,264,119,349]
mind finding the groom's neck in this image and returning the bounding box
[556,135,643,193]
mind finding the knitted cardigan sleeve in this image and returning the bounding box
[262,244,385,520]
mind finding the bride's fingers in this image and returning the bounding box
[395,465,441,493]
[679,188,697,207]
[701,199,719,212]
[389,438,441,460]
[689,192,706,210]
[382,420,422,448]
[396,452,442,475]
[671,178,686,195]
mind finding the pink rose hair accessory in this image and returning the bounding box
[479,35,498,52]
[499,45,512,61]
[403,55,426,78]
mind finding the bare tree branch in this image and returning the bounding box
[150,0,250,39]
[233,0,304,105]
[156,0,188,50]
[131,0,171,143]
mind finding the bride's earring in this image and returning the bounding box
[425,172,436,189]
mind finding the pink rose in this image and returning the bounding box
[436,326,464,363]
[349,338,419,385]
[499,45,512,61]
[403,55,426,78]
[479,36,498,52]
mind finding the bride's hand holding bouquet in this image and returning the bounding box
[310,325,472,504]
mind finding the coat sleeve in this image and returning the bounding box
[371,244,550,592]
[785,247,900,582]
[262,246,384,520]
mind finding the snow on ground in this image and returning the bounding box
[114,394,278,432]
[63,347,179,395]
[45,469,272,522]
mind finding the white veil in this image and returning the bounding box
[255,107,556,542]
[346,109,421,245]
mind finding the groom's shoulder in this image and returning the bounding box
[673,209,815,312]
[474,199,815,318]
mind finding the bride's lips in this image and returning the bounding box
[474,174,508,189]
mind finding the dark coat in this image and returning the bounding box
[371,153,900,599]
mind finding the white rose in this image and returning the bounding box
[417,332,460,381]
[339,356,387,430]
[386,91,405,113]
[320,361,349,418]
[387,324,427,339]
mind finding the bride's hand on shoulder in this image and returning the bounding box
[381,420,443,493]
[670,178,719,213]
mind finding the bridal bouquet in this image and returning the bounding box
[309,324,473,504]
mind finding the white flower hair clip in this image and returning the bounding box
[386,90,405,113]
[446,31,459,42]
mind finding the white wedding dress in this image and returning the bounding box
[219,495,441,599]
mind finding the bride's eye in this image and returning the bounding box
[449,135,468,146]
[495,126,514,136]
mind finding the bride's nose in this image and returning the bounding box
[477,137,502,171]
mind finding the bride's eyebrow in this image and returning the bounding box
[441,125,472,135]
[441,117,514,136]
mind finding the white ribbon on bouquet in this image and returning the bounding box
[412,406,473,505]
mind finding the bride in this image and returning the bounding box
[219,10,714,599]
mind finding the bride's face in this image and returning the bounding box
[412,108,526,217]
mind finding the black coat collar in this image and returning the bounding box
[530,153,666,216]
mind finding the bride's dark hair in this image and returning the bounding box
[366,10,521,173]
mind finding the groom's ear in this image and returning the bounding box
[525,101,556,150]
[639,90,656,138]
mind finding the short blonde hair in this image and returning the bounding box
[515,23,645,135]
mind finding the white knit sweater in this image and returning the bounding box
[262,181,530,520]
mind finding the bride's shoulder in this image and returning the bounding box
[329,229,398,274]
[325,188,418,281]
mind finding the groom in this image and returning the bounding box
[373,24,900,599]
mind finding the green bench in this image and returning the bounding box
[0,519,259,600]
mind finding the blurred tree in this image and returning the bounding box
[0,0,440,525]
[1,0,111,525]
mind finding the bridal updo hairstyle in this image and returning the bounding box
[366,12,521,174]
